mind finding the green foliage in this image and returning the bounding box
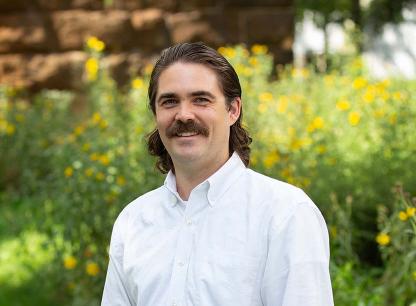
[1,41,416,305]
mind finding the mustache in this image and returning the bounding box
[166,120,209,138]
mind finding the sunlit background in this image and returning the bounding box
[1,0,416,305]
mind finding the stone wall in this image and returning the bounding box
[0,0,294,90]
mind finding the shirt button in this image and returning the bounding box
[186,219,192,225]
[178,261,184,267]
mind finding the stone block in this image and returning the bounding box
[243,8,294,44]
[0,12,54,53]
[0,0,103,11]
[0,52,87,90]
[130,9,170,51]
[52,10,134,51]
[166,11,224,46]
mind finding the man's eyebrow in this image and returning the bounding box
[189,91,215,99]
[157,92,178,103]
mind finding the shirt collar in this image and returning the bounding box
[164,152,246,207]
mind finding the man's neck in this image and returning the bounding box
[173,153,230,201]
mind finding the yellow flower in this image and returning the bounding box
[263,151,280,169]
[82,143,91,152]
[291,67,309,78]
[336,100,350,111]
[90,152,99,161]
[276,96,289,113]
[84,167,94,177]
[96,172,105,181]
[392,91,404,101]
[63,256,77,270]
[389,114,397,125]
[218,47,236,59]
[248,57,258,67]
[257,103,267,113]
[131,78,144,89]
[91,112,102,125]
[74,125,85,136]
[64,167,74,177]
[348,111,361,126]
[143,63,154,75]
[312,117,324,129]
[116,176,126,186]
[99,119,108,129]
[376,233,390,246]
[406,207,415,217]
[324,75,334,86]
[316,145,327,154]
[352,77,367,90]
[86,36,105,52]
[251,44,268,55]
[413,271,416,281]
[86,262,100,276]
[85,58,99,81]
[399,211,408,221]
[362,90,375,104]
[6,123,15,135]
[99,154,110,166]
[259,92,273,103]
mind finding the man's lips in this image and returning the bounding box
[175,132,199,137]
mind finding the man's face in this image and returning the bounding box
[155,62,240,168]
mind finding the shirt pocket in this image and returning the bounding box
[194,250,260,306]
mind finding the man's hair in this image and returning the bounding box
[147,42,252,173]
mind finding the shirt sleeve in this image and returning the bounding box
[260,201,334,306]
[101,211,135,306]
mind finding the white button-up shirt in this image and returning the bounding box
[101,153,334,306]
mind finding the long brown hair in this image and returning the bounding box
[147,42,251,173]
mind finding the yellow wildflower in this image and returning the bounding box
[6,123,15,135]
[99,119,108,129]
[316,145,327,154]
[15,114,25,122]
[362,90,375,104]
[99,154,110,166]
[263,151,280,169]
[413,271,416,281]
[352,77,367,90]
[392,91,404,101]
[90,153,99,161]
[399,211,408,221]
[373,108,385,118]
[74,125,85,136]
[91,112,102,125]
[143,63,154,75]
[131,78,144,89]
[376,233,390,246]
[336,100,351,111]
[63,255,77,270]
[218,47,236,59]
[116,176,126,186]
[276,96,289,113]
[64,167,73,177]
[389,114,397,125]
[86,262,100,276]
[251,44,268,55]
[291,67,309,78]
[324,75,334,86]
[348,111,361,126]
[82,143,91,152]
[96,172,105,181]
[406,207,415,217]
[312,117,324,129]
[85,58,99,81]
[86,36,105,52]
[84,168,94,177]
[257,103,267,113]
[259,92,273,103]
[248,57,258,67]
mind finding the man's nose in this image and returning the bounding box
[175,102,195,122]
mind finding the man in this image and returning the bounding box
[102,42,334,306]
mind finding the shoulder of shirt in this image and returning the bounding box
[244,168,320,228]
[114,185,166,224]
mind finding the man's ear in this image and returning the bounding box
[228,97,241,126]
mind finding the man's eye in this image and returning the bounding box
[194,97,209,104]
[162,100,177,106]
